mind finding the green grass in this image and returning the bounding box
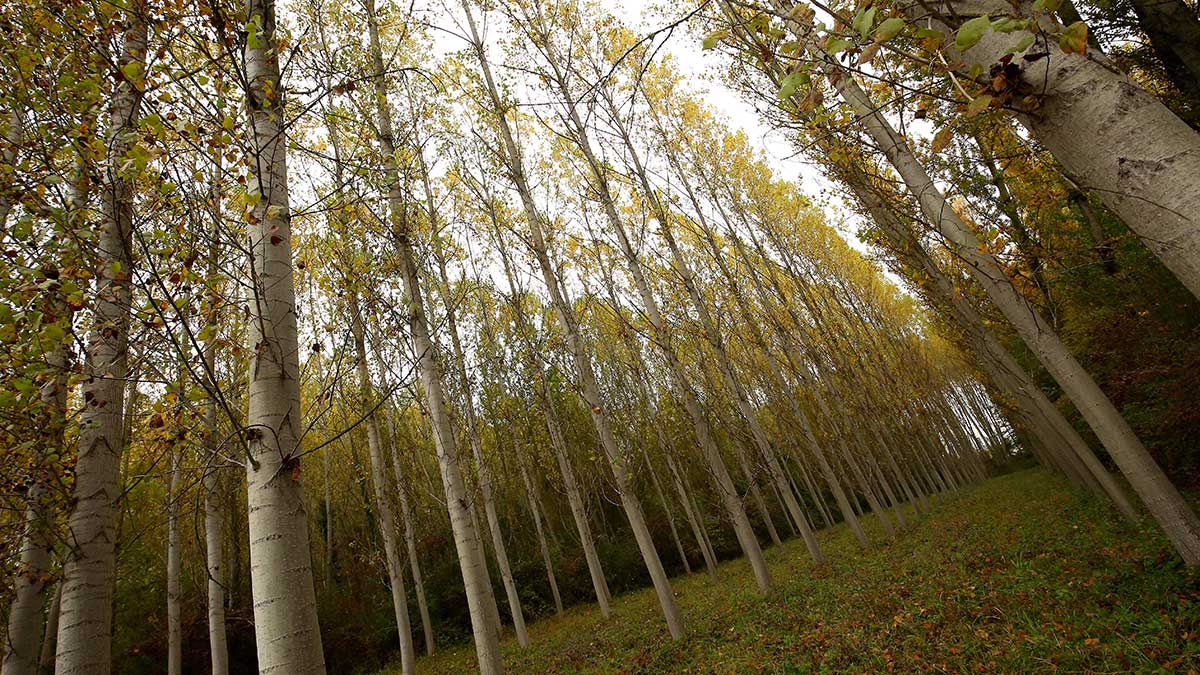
[377,469,1200,673]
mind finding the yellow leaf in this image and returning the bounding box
[1058,21,1088,55]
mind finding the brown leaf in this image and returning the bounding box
[857,42,881,66]
[931,127,954,153]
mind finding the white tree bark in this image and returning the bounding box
[201,165,229,675]
[240,0,326,669]
[365,2,501,667]
[491,242,612,616]
[424,168,528,647]
[3,337,67,675]
[378,392,436,657]
[38,583,62,673]
[516,447,564,614]
[657,128,867,553]
[0,107,20,233]
[54,14,145,674]
[923,0,1200,298]
[546,65,771,593]
[665,453,720,580]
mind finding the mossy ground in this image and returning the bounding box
[377,469,1200,673]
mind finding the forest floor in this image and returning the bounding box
[376,469,1200,673]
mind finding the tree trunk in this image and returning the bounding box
[781,9,1199,562]
[54,14,145,674]
[930,0,1200,298]
[666,452,720,580]
[4,323,68,675]
[349,292,416,673]
[669,141,867,551]
[201,164,229,675]
[239,0,326,669]
[644,447,691,574]
[517,447,564,614]
[423,159,528,647]
[464,0,684,638]
[167,443,182,675]
[537,15,772,595]
[362,0,501,666]
[1127,0,1200,118]
[491,238,611,616]
[38,583,61,674]
[0,108,20,233]
[378,397,436,657]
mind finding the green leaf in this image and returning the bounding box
[777,70,806,100]
[990,18,1028,33]
[1033,0,1063,12]
[853,7,877,41]
[702,30,728,50]
[965,93,993,116]
[1009,34,1036,53]
[14,215,33,240]
[826,37,854,55]
[246,19,262,49]
[121,61,141,84]
[41,322,64,345]
[874,18,906,43]
[955,15,991,51]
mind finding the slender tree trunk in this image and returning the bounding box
[644,447,691,574]
[491,244,612,616]
[4,323,68,675]
[730,436,782,546]
[464,0,684,638]
[54,14,145,674]
[167,442,181,675]
[38,583,61,674]
[666,452,719,580]
[517,448,564,614]
[539,23,772,595]
[423,171,528,649]
[349,292,416,673]
[366,2,501,664]
[377,395,436,657]
[201,167,228,675]
[0,108,20,233]
[9,151,82,675]
[239,0,326,668]
[791,455,831,529]
[323,436,334,583]
[670,143,867,550]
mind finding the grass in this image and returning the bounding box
[377,469,1200,673]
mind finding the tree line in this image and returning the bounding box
[1,0,1197,672]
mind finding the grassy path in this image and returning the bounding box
[378,469,1200,673]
